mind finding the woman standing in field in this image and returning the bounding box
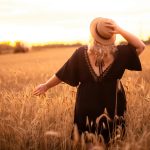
[33,17,145,144]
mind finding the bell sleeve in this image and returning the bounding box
[118,43,142,71]
[55,49,79,86]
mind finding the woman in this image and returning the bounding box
[33,17,145,144]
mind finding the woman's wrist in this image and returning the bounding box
[116,26,123,35]
[44,82,49,91]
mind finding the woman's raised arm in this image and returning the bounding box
[106,20,145,55]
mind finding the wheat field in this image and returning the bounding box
[0,45,150,150]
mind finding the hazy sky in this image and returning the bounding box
[0,0,150,44]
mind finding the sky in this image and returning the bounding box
[0,0,150,44]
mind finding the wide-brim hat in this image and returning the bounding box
[90,17,116,45]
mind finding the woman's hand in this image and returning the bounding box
[105,19,122,34]
[33,75,62,96]
[33,83,48,96]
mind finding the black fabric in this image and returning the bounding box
[117,43,142,71]
[56,49,79,86]
[55,44,142,143]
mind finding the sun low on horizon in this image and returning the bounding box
[0,0,150,45]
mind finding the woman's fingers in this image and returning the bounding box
[33,86,41,95]
[105,22,119,34]
[33,89,42,96]
[105,23,115,29]
[33,90,44,96]
[33,84,47,96]
[109,30,117,34]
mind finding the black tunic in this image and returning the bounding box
[55,44,142,135]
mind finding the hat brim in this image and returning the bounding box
[90,17,116,45]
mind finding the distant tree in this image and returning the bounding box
[143,37,150,45]
[0,42,13,54]
[14,41,29,53]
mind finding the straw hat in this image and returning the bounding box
[90,17,116,45]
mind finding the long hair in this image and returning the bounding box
[88,36,117,67]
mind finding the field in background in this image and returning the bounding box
[0,46,150,150]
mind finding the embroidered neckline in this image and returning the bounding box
[84,46,118,82]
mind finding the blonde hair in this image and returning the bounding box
[88,36,117,55]
[88,36,117,67]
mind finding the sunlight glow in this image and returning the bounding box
[0,0,150,44]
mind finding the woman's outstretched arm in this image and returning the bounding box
[106,20,145,55]
[33,74,61,96]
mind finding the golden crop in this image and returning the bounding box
[0,46,150,150]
